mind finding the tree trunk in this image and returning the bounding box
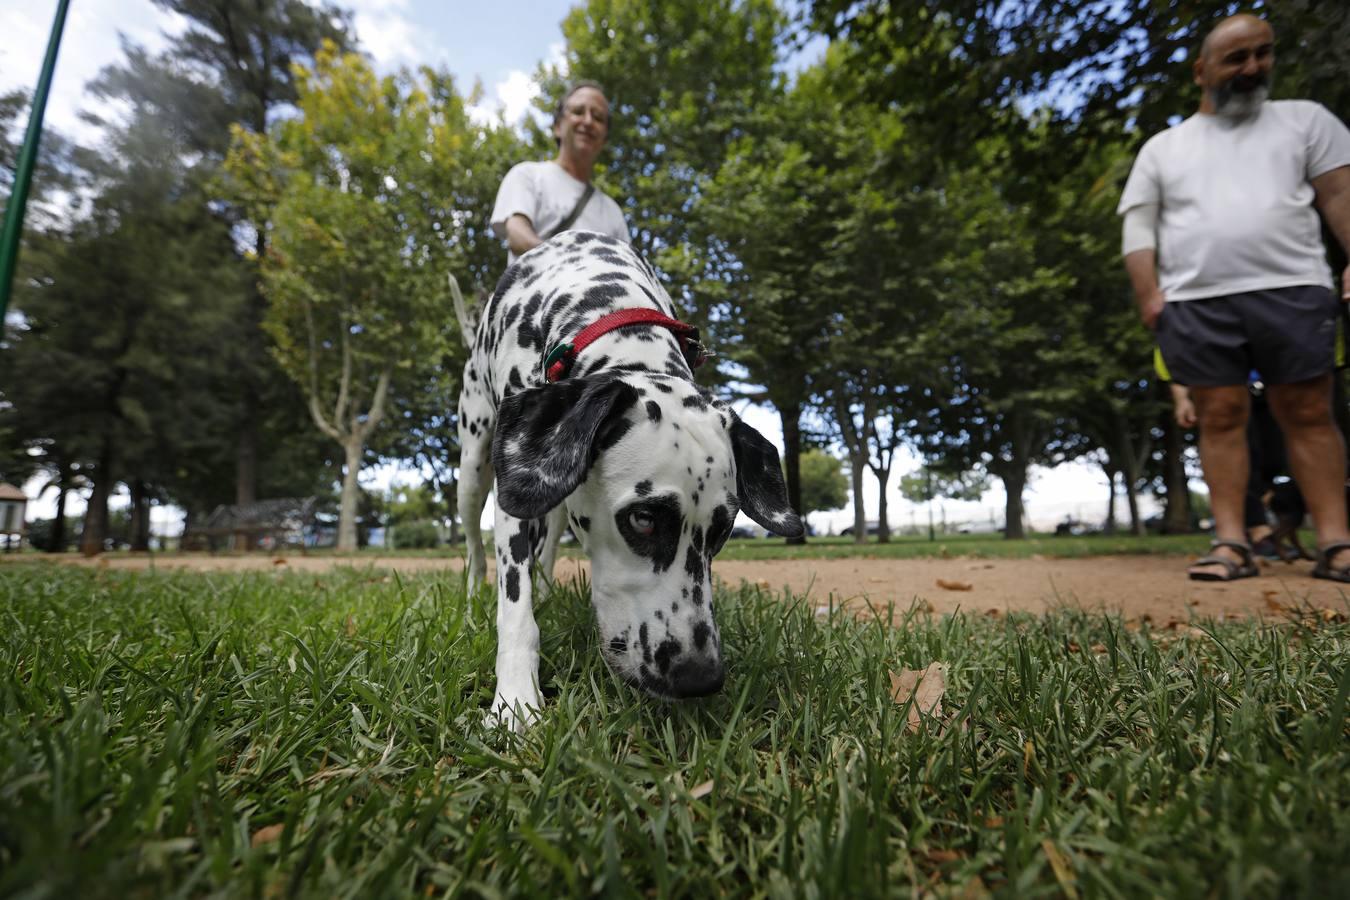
[1162,411,1192,533]
[129,479,151,552]
[871,464,892,543]
[234,413,258,551]
[779,402,806,545]
[1102,467,1117,535]
[337,439,363,552]
[80,442,114,557]
[49,458,70,553]
[1001,467,1028,539]
[1124,474,1143,536]
[848,451,867,543]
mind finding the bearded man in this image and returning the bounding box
[1118,13,1350,581]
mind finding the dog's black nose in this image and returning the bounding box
[668,657,725,698]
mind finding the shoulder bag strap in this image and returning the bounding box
[544,184,595,239]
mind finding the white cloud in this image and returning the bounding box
[0,0,181,148]
[467,69,541,127]
[345,0,426,69]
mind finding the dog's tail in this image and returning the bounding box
[449,273,477,349]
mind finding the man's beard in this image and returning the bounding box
[1211,72,1271,119]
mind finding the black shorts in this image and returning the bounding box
[1156,285,1339,387]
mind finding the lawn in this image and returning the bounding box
[297,530,1223,562]
[1,565,1346,898]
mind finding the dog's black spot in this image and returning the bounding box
[654,637,681,675]
[646,400,662,423]
[691,582,703,606]
[508,367,524,390]
[596,418,633,453]
[610,636,627,654]
[639,623,652,662]
[685,544,703,580]
[652,379,673,393]
[708,504,733,557]
[635,480,652,496]
[505,567,520,602]
[508,526,530,564]
[691,525,704,554]
[692,622,711,651]
[671,602,679,613]
[575,355,611,377]
[616,493,682,573]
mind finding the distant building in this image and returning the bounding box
[0,483,27,547]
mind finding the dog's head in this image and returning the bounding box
[492,373,803,699]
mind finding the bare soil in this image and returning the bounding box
[13,551,1348,622]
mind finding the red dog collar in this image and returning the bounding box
[544,308,708,382]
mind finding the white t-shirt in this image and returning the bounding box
[1117,100,1350,301]
[489,160,630,265]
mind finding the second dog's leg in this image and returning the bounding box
[457,432,493,592]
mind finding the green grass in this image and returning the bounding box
[1,565,1346,898]
[711,532,1221,561]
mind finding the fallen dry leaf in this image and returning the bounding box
[984,815,1005,828]
[689,780,714,800]
[345,615,357,638]
[272,557,287,566]
[935,578,973,592]
[1023,740,1035,778]
[1041,840,1078,899]
[1263,593,1286,614]
[1090,643,1108,654]
[920,847,963,866]
[889,662,946,732]
[917,599,936,613]
[985,608,1002,617]
[251,824,285,848]
[1067,641,1081,653]
[1319,607,1347,623]
[954,875,991,900]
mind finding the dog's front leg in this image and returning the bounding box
[457,423,493,592]
[490,502,543,731]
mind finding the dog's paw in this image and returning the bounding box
[487,692,542,733]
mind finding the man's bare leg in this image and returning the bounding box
[1190,384,1253,577]
[1267,373,1350,569]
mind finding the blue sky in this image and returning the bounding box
[0,0,579,145]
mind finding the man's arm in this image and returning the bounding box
[1312,165,1350,301]
[1121,201,1164,329]
[504,214,544,258]
[1169,382,1196,429]
[1124,250,1165,330]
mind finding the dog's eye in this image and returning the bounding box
[629,511,655,536]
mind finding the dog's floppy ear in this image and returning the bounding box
[492,376,639,519]
[730,420,804,537]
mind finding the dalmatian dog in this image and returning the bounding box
[456,230,803,730]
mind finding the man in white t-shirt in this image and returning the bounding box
[1118,13,1350,582]
[490,81,630,266]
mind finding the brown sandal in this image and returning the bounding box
[1188,540,1259,582]
[1312,541,1350,583]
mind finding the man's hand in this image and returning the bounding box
[1123,248,1164,330]
[1139,289,1166,330]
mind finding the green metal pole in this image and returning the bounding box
[0,0,73,323]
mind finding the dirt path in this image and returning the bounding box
[12,552,1347,621]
